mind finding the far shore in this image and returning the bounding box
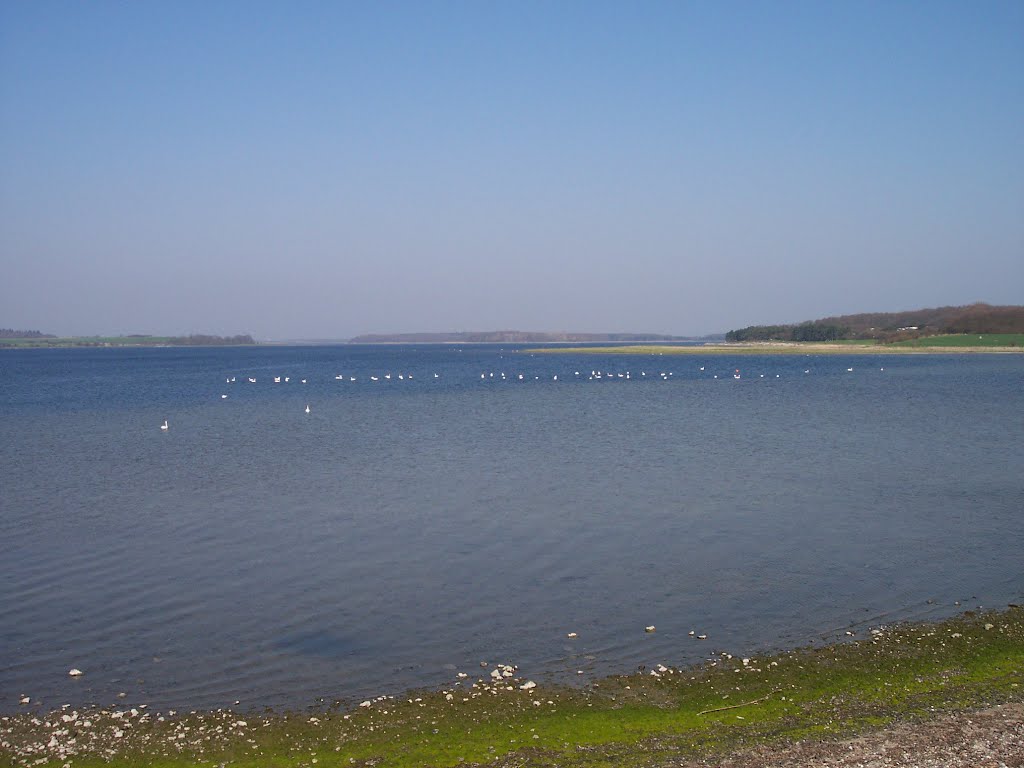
[527,341,1024,355]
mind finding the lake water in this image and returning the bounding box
[1,345,1022,714]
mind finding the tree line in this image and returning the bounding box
[726,303,1024,342]
[726,323,849,342]
[0,329,54,338]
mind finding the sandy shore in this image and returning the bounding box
[529,342,1024,355]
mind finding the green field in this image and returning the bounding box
[889,333,1024,347]
[4,608,1022,767]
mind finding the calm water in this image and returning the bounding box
[1,345,1022,714]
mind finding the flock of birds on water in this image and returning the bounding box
[158,363,886,430]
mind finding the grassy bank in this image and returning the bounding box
[3,608,1022,767]
[888,333,1024,348]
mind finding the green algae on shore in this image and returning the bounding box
[3,607,1023,767]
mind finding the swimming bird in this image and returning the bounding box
[160,420,168,431]
[847,367,854,372]
[305,404,310,414]
[221,394,228,399]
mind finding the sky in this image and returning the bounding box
[1,1,1022,339]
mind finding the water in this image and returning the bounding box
[1,345,1022,713]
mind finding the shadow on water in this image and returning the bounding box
[275,630,366,660]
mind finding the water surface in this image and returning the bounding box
[1,345,1022,713]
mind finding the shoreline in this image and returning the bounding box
[4,607,1021,767]
[527,342,1024,355]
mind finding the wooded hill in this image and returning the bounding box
[726,303,1024,342]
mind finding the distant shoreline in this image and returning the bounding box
[528,341,1024,355]
[0,335,257,350]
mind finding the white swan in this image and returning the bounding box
[160,420,168,431]
[305,404,310,414]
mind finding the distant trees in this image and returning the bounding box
[725,323,849,342]
[725,325,790,342]
[790,323,848,342]
[726,303,1024,342]
[0,329,54,338]
[941,305,1024,334]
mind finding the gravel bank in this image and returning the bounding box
[669,702,1024,768]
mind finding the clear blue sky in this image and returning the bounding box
[2,1,1021,338]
